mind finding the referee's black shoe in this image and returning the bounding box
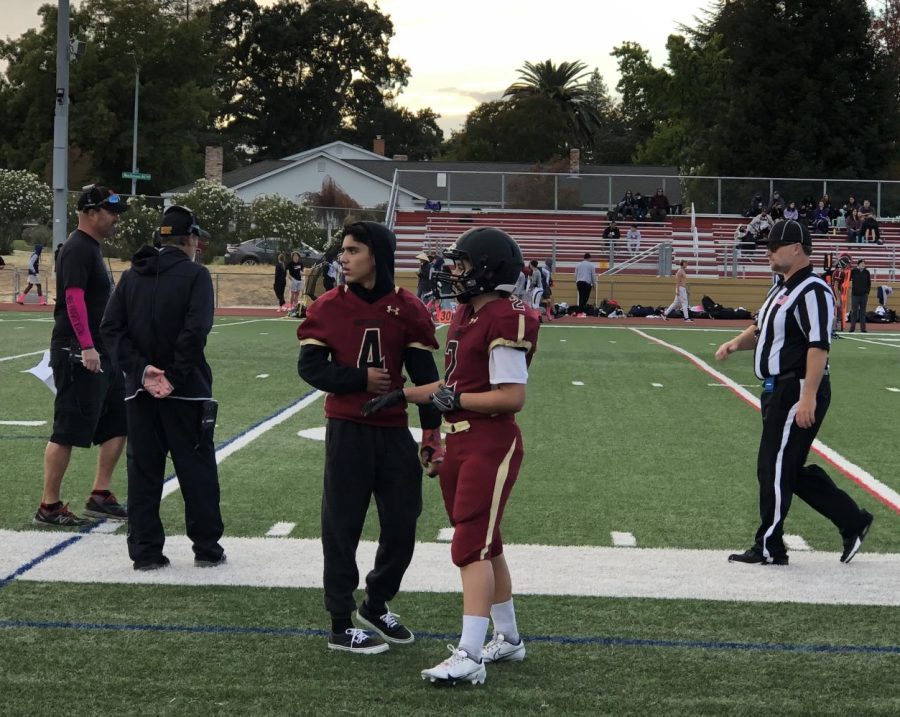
[728,546,789,565]
[840,510,874,564]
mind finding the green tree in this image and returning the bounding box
[503,60,601,147]
[0,169,52,254]
[208,0,410,159]
[581,68,633,164]
[170,178,249,262]
[249,194,321,251]
[341,105,443,160]
[0,0,218,195]
[111,196,164,260]
[610,42,670,156]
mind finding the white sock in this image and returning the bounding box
[490,598,520,644]
[458,615,489,661]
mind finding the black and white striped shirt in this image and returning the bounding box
[754,265,834,380]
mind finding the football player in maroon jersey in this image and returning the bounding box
[364,227,540,685]
[298,221,443,655]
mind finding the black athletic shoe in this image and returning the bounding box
[133,556,170,571]
[355,604,415,644]
[83,492,128,521]
[33,502,92,527]
[841,510,874,564]
[194,554,227,568]
[728,547,788,565]
[327,628,389,654]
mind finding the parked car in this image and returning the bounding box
[224,238,321,266]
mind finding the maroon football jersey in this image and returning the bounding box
[298,286,438,426]
[442,296,540,423]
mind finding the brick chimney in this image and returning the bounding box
[569,148,580,174]
[205,146,224,183]
[373,135,385,156]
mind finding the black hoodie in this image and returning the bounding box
[101,244,214,400]
[345,221,396,303]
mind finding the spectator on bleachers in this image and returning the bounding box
[744,193,765,218]
[783,201,799,220]
[842,195,860,218]
[768,190,785,219]
[626,224,641,254]
[811,201,831,234]
[746,208,774,243]
[845,209,863,244]
[602,220,621,252]
[632,192,648,220]
[617,191,637,220]
[649,188,670,222]
[821,194,838,222]
[574,253,596,314]
[858,199,881,244]
[798,196,816,224]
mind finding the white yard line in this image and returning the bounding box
[213,318,285,328]
[841,335,900,349]
[437,528,455,542]
[783,534,811,551]
[631,327,900,514]
[611,531,637,547]
[5,530,899,606]
[0,350,45,363]
[0,420,46,426]
[265,522,296,538]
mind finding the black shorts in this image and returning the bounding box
[50,347,127,448]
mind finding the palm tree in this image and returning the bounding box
[503,60,602,147]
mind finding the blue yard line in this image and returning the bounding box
[1,618,898,656]
[0,389,320,591]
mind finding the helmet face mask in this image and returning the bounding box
[432,227,524,304]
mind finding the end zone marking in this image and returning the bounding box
[266,522,296,538]
[611,531,637,547]
[784,534,810,551]
[631,327,900,515]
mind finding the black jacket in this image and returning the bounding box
[101,244,214,399]
[850,268,871,296]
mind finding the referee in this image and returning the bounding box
[715,219,873,565]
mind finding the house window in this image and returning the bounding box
[437,173,446,188]
[317,161,326,173]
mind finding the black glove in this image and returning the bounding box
[361,389,406,416]
[430,384,462,413]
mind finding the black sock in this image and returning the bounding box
[362,600,385,617]
[40,501,63,511]
[91,490,111,497]
[331,615,353,634]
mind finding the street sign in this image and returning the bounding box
[121,171,151,181]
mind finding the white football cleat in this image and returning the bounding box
[482,633,526,663]
[421,644,486,685]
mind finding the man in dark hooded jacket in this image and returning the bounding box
[298,221,443,655]
[101,205,225,571]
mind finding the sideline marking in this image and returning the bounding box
[298,426,424,442]
[266,522,295,538]
[162,389,324,499]
[784,534,810,551]
[611,532,637,547]
[842,336,900,350]
[0,350,45,363]
[631,327,900,514]
[8,532,900,606]
[213,318,284,328]
[2,618,898,657]
[0,420,46,426]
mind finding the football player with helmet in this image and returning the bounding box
[364,227,540,685]
[298,221,443,655]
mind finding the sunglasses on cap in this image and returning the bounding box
[80,184,125,211]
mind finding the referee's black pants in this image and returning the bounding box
[321,418,422,618]
[125,393,224,563]
[754,376,864,560]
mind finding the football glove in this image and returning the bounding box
[419,427,444,477]
[429,384,462,413]
[361,389,406,416]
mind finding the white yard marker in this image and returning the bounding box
[0,350,45,363]
[707,383,758,388]
[437,528,455,542]
[259,332,269,335]
[611,531,637,547]
[609,340,617,344]
[210,331,219,334]
[887,387,900,393]
[784,534,811,551]
[559,339,567,342]
[92,521,124,535]
[255,374,270,379]
[299,426,423,442]
[0,420,46,426]
[266,522,296,538]
[651,382,664,388]
[572,381,585,386]
[631,327,900,514]
[858,347,866,350]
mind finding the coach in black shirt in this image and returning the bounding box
[715,219,873,566]
[35,185,129,527]
[848,259,871,333]
[101,206,225,571]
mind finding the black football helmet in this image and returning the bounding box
[433,227,524,303]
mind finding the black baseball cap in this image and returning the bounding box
[158,205,202,238]
[767,219,811,247]
[77,184,128,213]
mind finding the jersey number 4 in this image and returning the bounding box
[357,328,385,369]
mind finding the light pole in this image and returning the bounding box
[51,0,70,251]
[130,54,140,196]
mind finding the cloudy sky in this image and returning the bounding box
[0,1,879,135]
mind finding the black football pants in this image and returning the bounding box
[125,393,224,563]
[321,418,422,618]
[754,377,864,560]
